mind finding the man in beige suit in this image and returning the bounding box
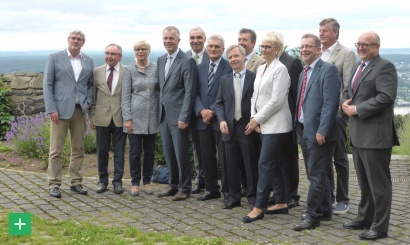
[89,43,127,194]
[238,28,264,73]
[319,18,357,214]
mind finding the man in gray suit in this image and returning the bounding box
[185,26,209,194]
[43,30,94,198]
[89,43,126,194]
[293,34,340,231]
[319,18,357,214]
[342,31,399,241]
[157,26,198,201]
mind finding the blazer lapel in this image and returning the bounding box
[227,73,235,98]
[242,71,252,101]
[304,61,321,97]
[208,61,225,92]
[165,49,182,82]
[112,65,124,94]
[61,51,76,83]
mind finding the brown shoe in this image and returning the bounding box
[157,186,178,197]
[172,192,190,201]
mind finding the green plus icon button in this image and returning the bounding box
[8,213,32,236]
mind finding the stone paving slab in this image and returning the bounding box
[0,155,409,244]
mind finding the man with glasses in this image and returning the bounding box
[341,31,398,241]
[185,26,209,195]
[195,35,231,202]
[43,30,94,198]
[89,44,126,194]
[319,18,357,215]
[293,34,340,231]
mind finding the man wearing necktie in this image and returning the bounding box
[157,26,197,201]
[341,31,399,241]
[194,35,231,202]
[89,43,126,195]
[185,26,210,194]
[293,34,340,231]
[215,45,258,209]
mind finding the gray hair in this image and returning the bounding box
[68,30,85,41]
[105,43,123,56]
[189,26,206,38]
[163,26,180,39]
[208,34,225,48]
[301,33,321,47]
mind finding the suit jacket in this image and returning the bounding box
[195,58,232,131]
[185,50,210,64]
[341,55,399,148]
[43,49,94,119]
[251,59,292,134]
[246,53,264,73]
[157,49,197,125]
[215,70,256,142]
[326,41,357,96]
[89,64,125,127]
[279,51,303,119]
[295,59,340,142]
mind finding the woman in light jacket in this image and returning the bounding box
[122,40,159,196]
[243,32,292,222]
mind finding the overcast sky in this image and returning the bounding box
[1,0,409,52]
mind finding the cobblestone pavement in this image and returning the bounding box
[1,155,409,244]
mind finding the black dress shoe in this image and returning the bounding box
[113,183,124,194]
[343,221,371,230]
[287,199,299,209]
[301,214,332,221]
[293,218,320,231]
[243,212,264,223]
[223,200,241,209]
[359,230,387,240]
[70,184,87,195]
[96,183,107,193]
[197,191,221,201]
[49,187,61,198]
[158,187,178,197]
[264,207,289,215]
[191,183,205,194]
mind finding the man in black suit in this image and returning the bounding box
[157,26,197,201]
[293,34,340,231]
[185,26,209,194]
[341,31,399,241]
[215,45,258,209]
[195,35,231,201]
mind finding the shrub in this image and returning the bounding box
[6,112,96,168]
[0,77,14,140]
[393,114,410,157]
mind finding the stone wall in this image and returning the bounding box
[1,72,45,116]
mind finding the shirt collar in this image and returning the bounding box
[66,49,82,59]
[106,62,120,71]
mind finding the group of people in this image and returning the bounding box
[42,17,398,241]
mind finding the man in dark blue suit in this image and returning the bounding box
[215,45,258,209]
[195,35,231,201]
[156,26,197,201]
[293,34,340,231]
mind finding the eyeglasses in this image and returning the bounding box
[259,45,272,50]
[134,48,148,52]
[298,45,319,50]
[354,43,378,49]
[69,37,84,42]
[105,52,119,56]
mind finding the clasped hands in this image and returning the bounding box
[342,99,357,117]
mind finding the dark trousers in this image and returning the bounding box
[96,120,126,185]
[329,116,349,203]
[190,114,204,185]
[224,123,258,204]
[255,133,287,209]
[276,130,300,202]
[198,126,226,193]
[160,120,192,193]
[128,133,156,186]
[300,131,334,221]
[352,146,392,232]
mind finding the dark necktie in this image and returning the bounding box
[297,67,311,120]
[208,62,216,88]
[352,62,366,92]
[107,67,114,92]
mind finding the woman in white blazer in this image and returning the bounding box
[243,32,293,223]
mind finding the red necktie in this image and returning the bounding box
[107,67,114,92]
[297,67,311,119]
[352,62,366,92]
